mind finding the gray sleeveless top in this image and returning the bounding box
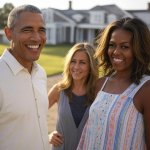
[52,91,90,150]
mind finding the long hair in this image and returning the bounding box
[95,17,150,84]
[58,42,99,105]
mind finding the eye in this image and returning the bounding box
[71,60,76,63]
[39,28,46,33]
[121,45,129,49]
[108,43,116,49]
[20,26,33,33]
[80,61,86,64]
[22,28,32,33]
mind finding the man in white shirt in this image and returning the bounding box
[0,5,49,150]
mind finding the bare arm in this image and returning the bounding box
[48,83,60,108]
[135,80,150,149]
[142,81,150,149]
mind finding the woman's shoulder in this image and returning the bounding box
[133,76,150,112]
[49,83,60,93]
[95,77,107,94]
[138,75,150,93]
[138,78,150,94]
[48,83,61,107]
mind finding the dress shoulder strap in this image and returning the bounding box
[100,77,109,91]
[129,75,150,98]
[58,91,67,107]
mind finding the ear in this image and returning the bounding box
[4,27,12,41]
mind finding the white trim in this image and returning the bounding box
[53,9,76,25]
[77,24,106,29]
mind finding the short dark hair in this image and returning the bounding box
[7,5,42,29]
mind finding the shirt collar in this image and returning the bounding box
[1,49,38,75]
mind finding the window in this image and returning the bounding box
[90,11,105,24]
[107,14,117,23]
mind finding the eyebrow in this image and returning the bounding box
[21,26,32,30]
[20,26,46,31]
[109,41,130,44]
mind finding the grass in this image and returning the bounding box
[0,44,7,54]
[0,44,73,76]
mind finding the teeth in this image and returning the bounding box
[113,58,123,62]
[28,45,39,49]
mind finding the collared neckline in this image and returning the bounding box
[1,49,39,75]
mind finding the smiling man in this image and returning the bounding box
[0,5,49,150]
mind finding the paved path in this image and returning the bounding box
[47,74,62,90]
[47,74,62,133]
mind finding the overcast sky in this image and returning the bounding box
[0,0,150,10]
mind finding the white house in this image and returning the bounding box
[42,1,134,45]
[1,2,150,45]
[127,3,150,29]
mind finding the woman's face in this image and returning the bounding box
[70,51,90,82]
[108,28,134,73]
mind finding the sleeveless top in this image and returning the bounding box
[77,75,150,150]
[52,91,90,150]
[69,92,88,128]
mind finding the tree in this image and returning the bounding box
[0,3,14,29]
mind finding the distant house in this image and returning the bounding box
[42,2,150,45]
[42,2,134,45]
[127,3,150,29]
[1,2,150,45]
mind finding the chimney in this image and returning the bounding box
[148,3,150,10]
[69,1,72,10]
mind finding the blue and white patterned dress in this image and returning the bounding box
[77,75,150,150]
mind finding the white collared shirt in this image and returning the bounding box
[0,49,49,150]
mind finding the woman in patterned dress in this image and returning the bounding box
[77,17,150,150]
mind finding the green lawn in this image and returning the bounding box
[0,44,73,76]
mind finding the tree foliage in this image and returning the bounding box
[0,3,14,29]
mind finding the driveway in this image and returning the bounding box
[47,74,62,133]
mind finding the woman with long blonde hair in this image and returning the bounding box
[48,42,99,150]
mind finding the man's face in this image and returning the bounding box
[5,11,46,68]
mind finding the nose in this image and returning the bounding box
[74,62,79,69]
[30,31,41,41]
[113,46,120,54]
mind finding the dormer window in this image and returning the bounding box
[107,14,117,23]
[90,11,105,24]
[72,14,84,22]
